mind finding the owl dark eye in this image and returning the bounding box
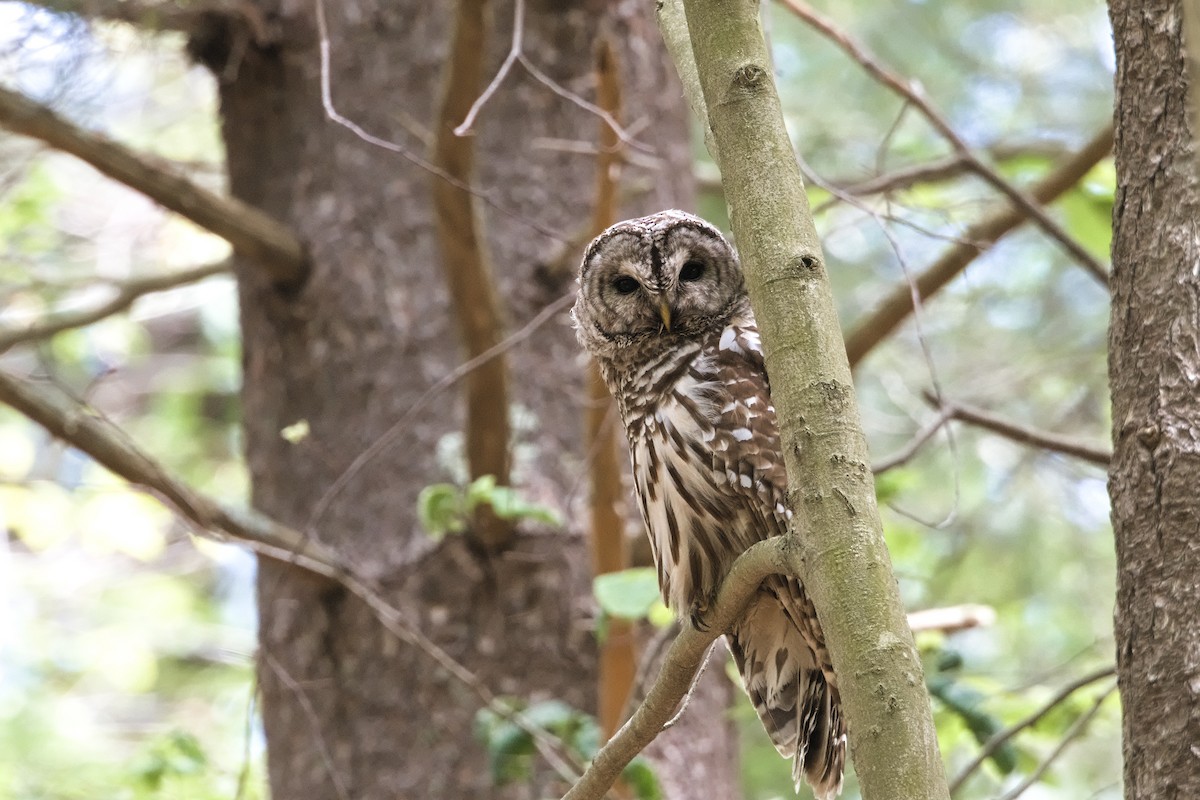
[679,260,705,282]
[612,276,640,295]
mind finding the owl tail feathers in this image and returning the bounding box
[728,608,846,798]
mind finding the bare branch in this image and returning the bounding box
[948,665,1117,795]
[0,368,583,785]
[845,124,1114,367]
[0,87,306,284]
[561,539,786,800]
[907,604,996,634]
[778,0,1109,285]
[311,0,564,242]
[872,407,954,473]
[927,393,1112,467]
[432,0,513,548]
[453,0,524,136]
[990,685,1115,800]
[0,370,340,567]
[0,260,229,352]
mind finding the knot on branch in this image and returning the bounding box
[732,63,768,92]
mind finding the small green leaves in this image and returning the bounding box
[474,699,662,798]
[417,475,561,540]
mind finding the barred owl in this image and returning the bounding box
[572,210,845,798]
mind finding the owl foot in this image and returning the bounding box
[689,592,717,632]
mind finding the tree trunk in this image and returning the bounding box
[1108,1,1200,798]
[205,2,738,797]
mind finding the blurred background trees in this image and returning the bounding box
[0,0,1163,797]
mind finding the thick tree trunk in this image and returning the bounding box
[1108,1,1200,798]
[205,2,738,797]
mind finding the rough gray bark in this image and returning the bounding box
[1108,1,1200,798]
[206,2,738,797]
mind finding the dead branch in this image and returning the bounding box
[561,539,786,800]
[926,393,1112,467]
[584,36,636,740]
[0,88,306,284]
[844,124,1114,367]
[432,0,513,549]
[906,604,996,634]
[0,368,583,785]
[0,260,229,352]
[872,407,955,473]
[778,0,1109,285]
[948,665,1116,795]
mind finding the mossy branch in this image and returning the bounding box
[661,2,950,798]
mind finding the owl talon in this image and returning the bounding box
[689,594,716,632]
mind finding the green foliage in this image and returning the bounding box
[132,730,208,790]
[474,700,662,799]
[417,474,561,539]
[593,567,662,620]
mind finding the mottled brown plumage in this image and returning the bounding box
[572,210,846,798]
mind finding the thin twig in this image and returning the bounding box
[871,407,954,473]
[925,393,1111,467]
[844,124,1114,367]
[0,87,307,284]
[989,685,1115,800]
[306,291,575,533]
[948,665,1117,795]
[778,0,1109,285]
[311,0,563,242]
[261,652,353,800]
[0,261,230,352]
[453,0,524,135]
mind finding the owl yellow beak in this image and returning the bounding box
[658,299,672,332]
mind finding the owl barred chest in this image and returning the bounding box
[604,314,789,616]
[574,210,846,798]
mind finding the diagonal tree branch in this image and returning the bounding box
[0,260,230,352]
[0,86,308,285]
[844,124,1114,367]
[948,665,1116,795]
[777,0,1109,285]
[21,0,270,40]
[562,538,785,800]
[0,368,584,785]
[926,393,1112,467]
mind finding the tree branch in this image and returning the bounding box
[0,86,307,285]
[948,665,1116,795]
[0,368,583,785]
[562,539,786,800]
[844,124,1114,367]
[0,260,230,352]
[664,2,950,798]
[431,0,512,548]
[927,394,1112,467]
[989,685,1115,800]
[907,604,996,634]
[777,0,1109,285]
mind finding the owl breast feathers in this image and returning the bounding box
[572,210,846,799]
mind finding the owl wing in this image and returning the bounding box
[704,313,847,799]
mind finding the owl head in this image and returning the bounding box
[573,210,747,359]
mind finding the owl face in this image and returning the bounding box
[573,210,745,356]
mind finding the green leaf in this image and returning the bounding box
[622,758,664,800]
[417,483,466,539]
[466,475,562,526]
[594,568,661,620]
[928,675,1017,774]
